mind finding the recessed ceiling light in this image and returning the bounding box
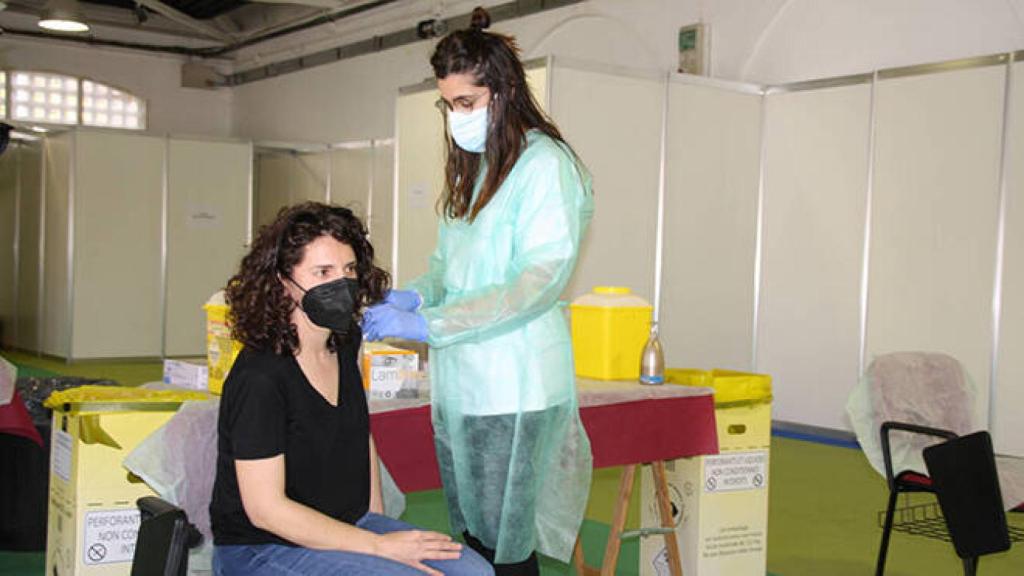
[38,1,89,33]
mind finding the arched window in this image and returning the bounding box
[6,71,146,130]
[82,79,145,129]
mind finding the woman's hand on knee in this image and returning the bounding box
[375,530,463,575]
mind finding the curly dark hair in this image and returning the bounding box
[225,202,390,354]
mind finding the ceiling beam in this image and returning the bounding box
[246,0,350,9]
[230,0,388,45]
[133,0,237,43]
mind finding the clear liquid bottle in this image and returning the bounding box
[639,321,665,385]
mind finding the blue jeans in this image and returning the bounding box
[213,513,494,575]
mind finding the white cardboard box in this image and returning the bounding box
[162,359,208,391]
[640,402,771,576]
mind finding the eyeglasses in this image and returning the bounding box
[435,91,489,114]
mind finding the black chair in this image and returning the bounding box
[875,421,958,576]
[923,431,1011,576]
[875,423,1020,576]
[130,496,202,576]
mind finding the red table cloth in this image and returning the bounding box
[371,383,718,493]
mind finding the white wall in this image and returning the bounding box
[5,1,1023,140]
[0,37,233,137]
[231,0,1024,141]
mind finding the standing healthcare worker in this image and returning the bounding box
[363,7,594,575]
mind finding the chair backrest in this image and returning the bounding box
[868,352,974,435]
[131,496,203,576]
[923,431,1011,559]
[858,352,977,478]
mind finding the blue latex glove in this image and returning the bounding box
[383,289,422,312]
[363,303,428,342]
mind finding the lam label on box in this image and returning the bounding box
[369,357,417,399]
[703,451,767,493]
[82,509,141,565]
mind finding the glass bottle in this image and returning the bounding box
[639,321,665,385]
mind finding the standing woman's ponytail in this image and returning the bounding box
[469,6,491,30]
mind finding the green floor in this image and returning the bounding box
[2,349,164,385]
[2,351,1022,575]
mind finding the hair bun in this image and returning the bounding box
[469,6,491,30]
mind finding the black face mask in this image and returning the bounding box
[289,276,360,336]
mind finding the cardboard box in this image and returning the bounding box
[45,403,180,575]
[362,342,419,400]
[640,400,772,576]
[162,359,208,391]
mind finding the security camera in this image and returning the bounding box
[416,18,447,39]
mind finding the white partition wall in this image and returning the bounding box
[660,78,763,371]
[328,141,396,273]
[370,140,395,273]
[255,153,293,227]
[548,61,663,301]
[995,59,1024,456]
[22,130,253,361]
[292,152,329,205]
[394,65,547,285]
[165,138,252,357]
[394,84,449,284]
[757,83,872,429]
[866,64,1006,429]
[330,145,372,218]
[72,131,165,359]
[16,141,43,352]
[43,134,72,358]
[0,145,17,347]
[254,149,328,228]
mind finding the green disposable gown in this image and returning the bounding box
[406,130,594,563]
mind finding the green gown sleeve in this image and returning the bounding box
[419,147,591,349]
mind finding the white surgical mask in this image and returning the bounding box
[448,105,488,153]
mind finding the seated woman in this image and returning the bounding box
[209,202,492,576]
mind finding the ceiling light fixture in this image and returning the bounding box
[38,0,90,33]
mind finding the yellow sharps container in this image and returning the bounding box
[204,290,243,395]
[570,286,653,380]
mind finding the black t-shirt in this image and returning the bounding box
[209,337,370,546]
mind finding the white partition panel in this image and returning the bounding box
[293,153,329,204]
[995,60,1024,456]
[370,141,395,273]
[0,146,16,346]
[255,151,328,228]
[165,138,251,357]
[549,63,662,302]
[256,153,293,228]
[43,134,72,358]
[330,146,372,218]
[395,66,548,285]
[394,86,445,285]
[72,131,164,359]
[867,65,1005,428]
[16,141,43,352]
[660,79,762,371]
[758,84,872,429]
